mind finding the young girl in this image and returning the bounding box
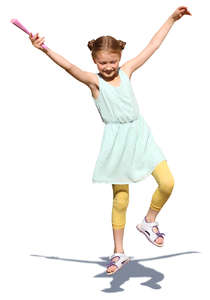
[29,6,191,275]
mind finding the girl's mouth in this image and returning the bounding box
[105,71,114,75]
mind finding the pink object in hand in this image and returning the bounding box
[10,18,48,49]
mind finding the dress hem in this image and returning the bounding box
[92,159,167,184]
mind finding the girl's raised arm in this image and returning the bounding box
[123,6,191,75]
[29,33,95,87]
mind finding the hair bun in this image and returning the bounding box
[87,39,96,51]
[118,40,126,50]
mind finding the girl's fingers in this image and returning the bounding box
[37,37,44,42]
[37,38,45,46]
[186,9,192,15]
[172,6,191,21]
[38,37,45,44]
[32,33,39,39]
[178,6,188,10]
[29,33,38,42]
[29,32,46,49]
[177,7,191,18]
[32,35,45,44]
[179,6,192,15]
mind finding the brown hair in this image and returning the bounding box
[87,35,126,60]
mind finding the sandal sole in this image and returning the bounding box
[106,258,130,275]
[136,225,164,247]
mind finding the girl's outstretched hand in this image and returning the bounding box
[171,6,192,22]
[29,32,46,50]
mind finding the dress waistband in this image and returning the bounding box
[104,116,140,124]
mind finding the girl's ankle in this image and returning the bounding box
[114,249,124,254]
[145,216,155,223]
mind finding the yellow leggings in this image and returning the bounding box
[112,160,175,229]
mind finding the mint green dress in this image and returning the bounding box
[91,67,166,184]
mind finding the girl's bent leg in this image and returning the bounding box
[145,160,175,244]
[149,160,174,214]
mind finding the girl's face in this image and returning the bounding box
[93,51,121,79]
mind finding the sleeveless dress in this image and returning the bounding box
[91,67,166,184]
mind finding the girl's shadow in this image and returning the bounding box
[31,251,199,293]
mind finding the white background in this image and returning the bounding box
[1,0,210,298]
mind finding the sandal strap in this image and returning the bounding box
[144,217,159,227]
[113,258,128,268]
[107,253,129,269]
[155,231,165,238]
[107,261,118,268]
[109,253,127,260]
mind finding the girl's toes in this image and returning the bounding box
[156,237,164,244]
[107,265,117,274]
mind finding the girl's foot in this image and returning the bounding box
[136,217,165,247]
[145,217,164,245]
[107,252,130,275]
[106,251,126,274]
[106,256,120,274]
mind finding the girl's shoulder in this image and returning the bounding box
[120,65,132,80]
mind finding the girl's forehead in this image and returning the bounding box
[96,51,120,60]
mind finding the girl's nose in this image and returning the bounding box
[106,67,113,71]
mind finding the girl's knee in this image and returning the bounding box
[159,176,175,195]
[113,191,129,211]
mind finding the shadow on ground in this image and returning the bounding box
[31,251,200,293]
